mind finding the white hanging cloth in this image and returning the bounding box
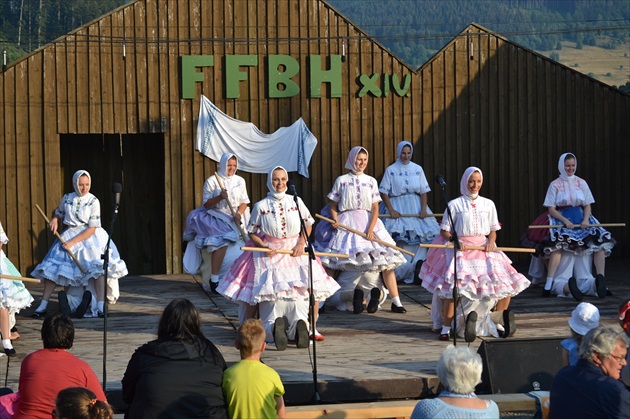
[195,95,318,177]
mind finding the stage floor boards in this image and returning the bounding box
[6,259,629,407]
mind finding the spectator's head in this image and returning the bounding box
[55,387,114,419]
[42,313,74,349]
[237,319,266,359]
[579,324,629,380]
[436,345,483,395]
[618,300,630,335]
[569,302,600,338]
[157,298,204,343]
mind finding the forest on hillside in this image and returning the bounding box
[0,0,127,64]
[328,0,629,67]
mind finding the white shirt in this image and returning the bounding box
[248,195,314,238]
[441,195,501,236]
[328,173,381,212]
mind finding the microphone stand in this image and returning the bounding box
[101,194,119,391]
[437,179,460,346]
[290,186,321,403]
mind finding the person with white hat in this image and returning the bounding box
[562,302,600,366]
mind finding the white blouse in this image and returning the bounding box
[203,174,250,217]
[379,161,431,197]
[327,173,381,212]
[248,195,314,238]
[543,176,594,208]
[441,195,501,237]
[54,193,101,228]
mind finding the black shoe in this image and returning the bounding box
[391,303,407,313]
[464,311,477,343]
[367,288,381,313]
[72,291,92,319]
[353,289,365,314]
[3,348,16,357]
[58,291,71,317]
[606,288,613,297]
[295,320,309,349]
[97,310,110,318]
[32,307,47,318]
[542,288,551,298]
[568,277,583,301]
[210,281,220,295]
[273,317,288,351]
[413,260,424,285]
[502,310,516,338]
[595,274,607,298]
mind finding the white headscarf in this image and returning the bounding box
[267,166,288,200]
[72,170,91,196]
[217,153,237,178]
[558,152,577,181]
[396,141,413,165]
[460,166,482,199]
[345,146,368,174]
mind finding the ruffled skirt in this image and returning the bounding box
[0,251,34,311]
[31,226,128,290]
[183,206,244,251]
[378,195,440,245]
[545,207,615,257]
[217,236,340,305]
[317,209,406,272]
[420,236,530,300]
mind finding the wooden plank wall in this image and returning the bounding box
[0,0,628,275]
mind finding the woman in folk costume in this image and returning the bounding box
[379,140,441,283]
[319,146,407,314]
[0,221,34,355]
[420,167,530,341]
[31,170,128,318]
[535,152,615,300]
[183,153,250,292]
[218,166,339,347]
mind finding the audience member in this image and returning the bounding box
[222,319,285,419]
[562,302,600,366]
[549,324,629,418]
[410,345,499,418]
[619,299,630,387]
[13,314,106,419]
[122,298,228,418]
[54,387,113,419]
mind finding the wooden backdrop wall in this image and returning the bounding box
[1,0,628,274]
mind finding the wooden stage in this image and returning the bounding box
[4,259,629,412]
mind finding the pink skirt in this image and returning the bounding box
[420,236,530,300]
[217,236,340,304]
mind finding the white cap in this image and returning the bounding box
[568,302,600,336]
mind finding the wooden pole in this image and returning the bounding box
[241,246,349,258]
[315,214,415,257]
[34,204,86,273]
[419,243,536,253]
[528,223,625,229]
[379,213,443,218]
[214,172,248,242]
[0,274,42,284]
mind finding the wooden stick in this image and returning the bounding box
[0,274,43,284]
[528,223,625,229]
[315,214,415,257]
[379,213,443,218]
[35,204,86,273]
[419,243,536,253]
[214,172,248,242]
[241,246,349,259]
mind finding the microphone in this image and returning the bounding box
[112,183,122,210]
[435,175,447,189]
[287,179,298,196]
